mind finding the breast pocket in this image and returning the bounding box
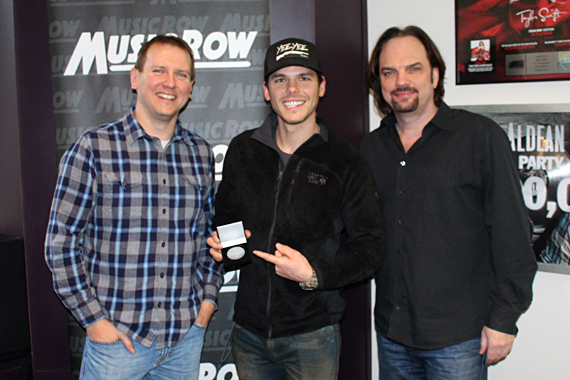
[180,174,210,223]
[100,172,145,224]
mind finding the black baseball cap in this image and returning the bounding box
[264,38,322,79]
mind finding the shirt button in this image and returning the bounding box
[400,161,406,166]
[122,180,128,187]
[397,220,402,225]
[162,208,166,214]
[157,302,162,308]
[163,179,166,184]
[398,190,403,195]
[160,272,165,278]
[395,306,401,311]
[161,242,165,247]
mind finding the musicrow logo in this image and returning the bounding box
[63,30,258,76]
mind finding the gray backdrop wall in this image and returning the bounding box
[0,0,371,378]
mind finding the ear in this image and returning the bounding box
[263,81,271,101]
[318,76,326,97]
[189,78,196,99]
[131,68,139,91]
[431,67,439,89]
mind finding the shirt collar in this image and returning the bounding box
[429,102,452,131]
[123,106,193,147]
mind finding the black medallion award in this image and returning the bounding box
[216,221,251,268]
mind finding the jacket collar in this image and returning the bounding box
[252,112,329,153]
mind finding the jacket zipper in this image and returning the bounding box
[265,169,283,337]
[286,162,302,205]
[264,160,303,337]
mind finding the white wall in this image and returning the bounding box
[367,1,570,379]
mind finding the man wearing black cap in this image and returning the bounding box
[207,38,385,379]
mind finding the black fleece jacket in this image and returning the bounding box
[214,113,385,338]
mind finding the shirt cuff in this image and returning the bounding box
[70,296,106,328]
[202,283,221,308]
[487,303,521,336]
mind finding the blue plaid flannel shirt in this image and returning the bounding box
[45,107,223,349]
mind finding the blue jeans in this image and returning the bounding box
[377,333,487,380]
[232,324,340,380]
[80,323,206,380]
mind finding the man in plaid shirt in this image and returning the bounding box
[45,35,223,380]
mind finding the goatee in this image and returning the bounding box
[390,86,419,113]
[391,96,419,113]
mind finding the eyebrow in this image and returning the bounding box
[381,62,423,72]
[269,70,317,80]
[149,65,191,74]
[296,71,317,77]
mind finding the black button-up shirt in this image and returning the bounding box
[361,102,537,350]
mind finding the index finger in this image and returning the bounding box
[253,250,279,264]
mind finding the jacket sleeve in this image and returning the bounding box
[44,136,106,328]
[482,122,537,335]
[213,138,242,229]
[311,153,386,290]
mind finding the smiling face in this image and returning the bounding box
[379,36,439,117]
[131,43,194,138]
[263,65,326,129]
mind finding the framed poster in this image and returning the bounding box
[459,104,570,274]
[456,0,570,85]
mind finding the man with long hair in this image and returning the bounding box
[362,25,537,379]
